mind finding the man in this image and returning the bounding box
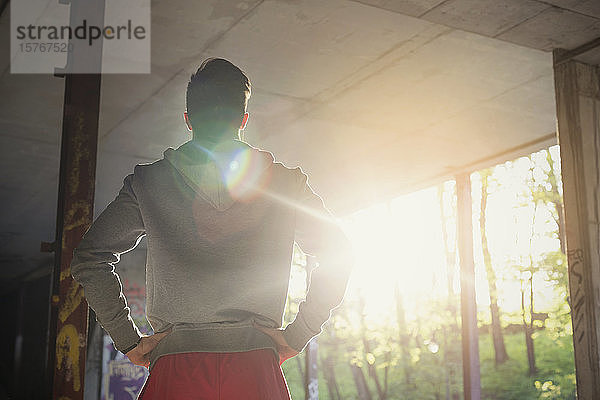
[70,57,353,399]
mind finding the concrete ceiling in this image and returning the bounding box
[1,0,599,277]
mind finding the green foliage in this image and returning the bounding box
[282,330,574,399]
[479,331,575,399]
[280,146,576,400]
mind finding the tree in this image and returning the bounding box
[533,149,570,309]
[321,353,341,400]
[350,361,372,400]
[540,149,566,254]
[358,293,390,400]
[479,169,509,365]
[520,260,537,376]
[438,182,460,398]
[394,283,412,386]
[522,158,538,376]
[437,183,459,328]
[318,318,342,400]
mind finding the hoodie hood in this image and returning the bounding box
[164,139,274,211]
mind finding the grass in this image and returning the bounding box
[281,330,575,399]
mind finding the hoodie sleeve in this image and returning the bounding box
[70,172,145,354]
[282,169,354,352]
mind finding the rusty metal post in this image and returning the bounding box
[44,0,105,397]
[45,72,102,399]
[455,173,481,400]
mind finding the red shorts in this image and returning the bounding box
[137,349,291,400]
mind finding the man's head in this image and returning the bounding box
[184,58,251,142]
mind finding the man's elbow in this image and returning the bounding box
[69,246,100,284]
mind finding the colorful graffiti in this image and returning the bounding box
[101,335,149,400]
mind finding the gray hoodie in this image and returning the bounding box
[70,139,353,370]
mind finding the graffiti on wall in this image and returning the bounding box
[101,336,148,400]
[568,248,586,345]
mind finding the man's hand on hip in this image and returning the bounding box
[126,328,172,368]
[253,323,299,365]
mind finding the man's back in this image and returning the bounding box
[135,139,304,368]
[71,138,353,371]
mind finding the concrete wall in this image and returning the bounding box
[554,58,600,400]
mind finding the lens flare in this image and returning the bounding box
[222,146,266,200]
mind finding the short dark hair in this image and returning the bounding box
[186,58,251,139]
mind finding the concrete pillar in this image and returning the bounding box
[553,55,600,400]
[455,173,481,400]
[305,339,319,400]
